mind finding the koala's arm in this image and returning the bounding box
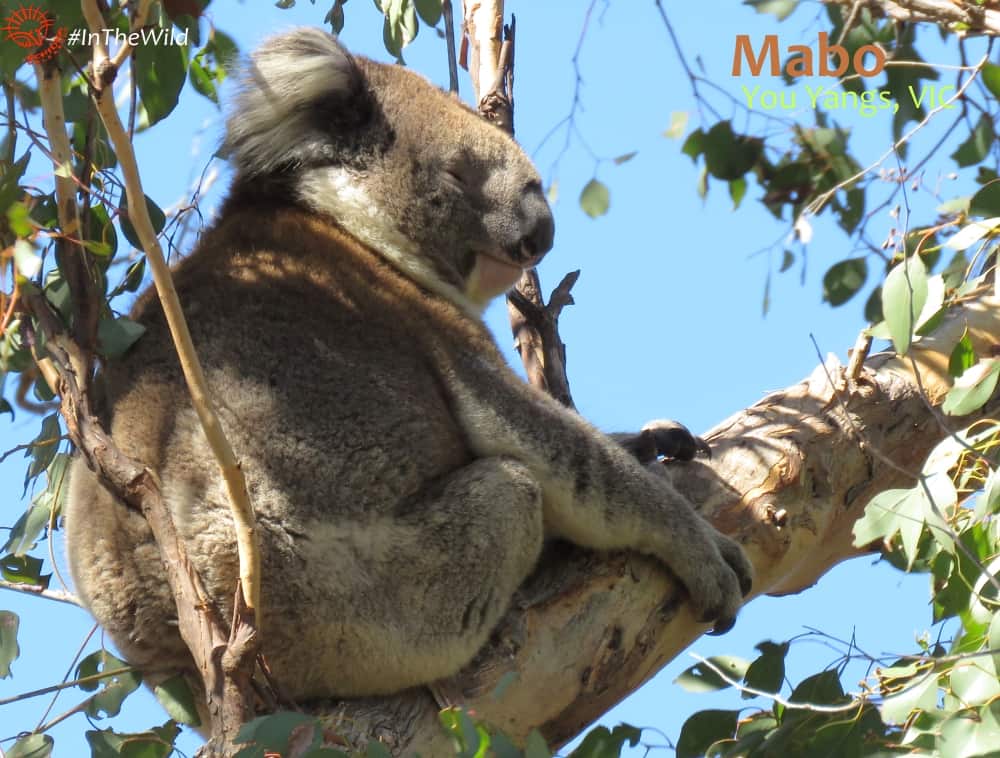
[442,352,752,631]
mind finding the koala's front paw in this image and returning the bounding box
[679,527,753,635]
[640,419,711,462]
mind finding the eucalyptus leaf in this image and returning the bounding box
[579,178,610,218]
[881,255,928,355]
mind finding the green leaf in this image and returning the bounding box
[414,0,442,26]
[234,712,321,756]
[366,740,392,758]
[570,724,642,758]
[743,640,788,698]
[381,0,419,58]
[613,151,638,166]
[7,734,53,758]
[85,724,179,758]
[676,710,739,758]
[945,217,1000,251]
[0,610,20,678]
[729,177,747,209]
[2,502,52,557]
[822,258,867,306]
[326,0,347,32]
[853,487,922,547]
[989,613,1000,673]
[978,469,1000,519]
[24,413,62,491]
[681,128,705,159]
[663,111,689,139]
[524,730,551,758]
[77,650,142,718]
[943,359,1000,416]
[789,670,845,705]
[970,183,1000,218]
[119,194,167,250]
[135,37,188,127]
[154,675,201,726]
[982,62,1000,100]
[881,254,928,355]
[864,285,883,324]
[950,660,1000,707]
[0,554,49,587]
[743,0,798,21]
[703,121,761,181]
[949,332,976,377]
[97,316,147,360]
[879,671,938,724]
[579,178,610,218]
[492,670,517,701]
[489,733,523,758]
[951,114,995,167]
[675,656,749,693]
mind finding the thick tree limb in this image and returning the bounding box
[310,292,1000,754]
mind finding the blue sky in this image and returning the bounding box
[0,1,983,755]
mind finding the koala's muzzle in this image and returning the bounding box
[519,183,555,265]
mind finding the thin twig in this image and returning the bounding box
[0,665,133,707]
[442,0,460,94]
[0,580,80,606]
[805,55,988,217]
[689,653,868,714]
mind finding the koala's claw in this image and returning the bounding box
[707,615,736,636]
[641,419,711,462]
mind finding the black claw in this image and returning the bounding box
[739,574,753,597]
[708,615,736,636]
[695,436,712,460]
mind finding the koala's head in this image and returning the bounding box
[223,28,554,314]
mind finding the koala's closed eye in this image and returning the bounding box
[442,156,480,194]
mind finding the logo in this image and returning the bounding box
[2,5,67,64]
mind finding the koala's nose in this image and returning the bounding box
[521,184,555,262]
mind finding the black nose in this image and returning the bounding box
[521,184,555,261]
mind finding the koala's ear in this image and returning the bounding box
[223,28,371,176]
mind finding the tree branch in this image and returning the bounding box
[310,290,1000,755]
[824,0,1000,36]
[462,0,578,408]
[0,580,79,607]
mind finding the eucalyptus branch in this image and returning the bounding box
[462,0,578,408]
[0,579,79,606]
[79,0,260,619]
[32,60,98,363]
[826,0,1000,37]
[74,0,263,749]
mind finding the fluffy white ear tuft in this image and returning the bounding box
[224,28,361,176]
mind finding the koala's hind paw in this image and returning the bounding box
[684,530,753,635]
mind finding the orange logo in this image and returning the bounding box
[2,5,66,64]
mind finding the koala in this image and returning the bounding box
[64,28,752,722]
